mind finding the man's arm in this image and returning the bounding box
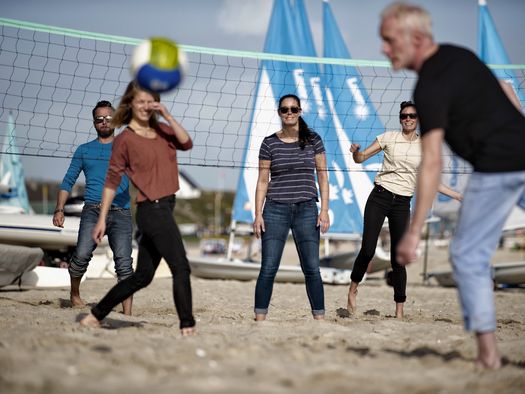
[53,148,82,227]
[52,190,70,228]
[397,129,444,264]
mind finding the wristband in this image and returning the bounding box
[54,209,64,214]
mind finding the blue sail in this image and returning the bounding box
[322,0,384,234]
[231,0,330,225]
[478,0,524,105]
[0,114,31,213]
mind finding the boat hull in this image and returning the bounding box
[428,261,525,287]
[189,256,353,285]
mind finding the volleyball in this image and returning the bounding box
[130,37,187,93]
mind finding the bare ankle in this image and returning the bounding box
[347,282,358,313]
[70,294,86,307]
[255,314,266,321]
[476,332,501,369]
[181,326,196,336]
[395,303,404,319]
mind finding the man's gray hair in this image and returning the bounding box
[381,2,433,38]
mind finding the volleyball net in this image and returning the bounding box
[1,18,524,177]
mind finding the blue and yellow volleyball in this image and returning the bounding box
[131,37,186,93]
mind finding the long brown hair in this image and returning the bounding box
[110,81,161,129]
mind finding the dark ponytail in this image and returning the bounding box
[297,116,313,150]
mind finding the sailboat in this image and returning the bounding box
[0,114,88,287]
[188,0,391,285]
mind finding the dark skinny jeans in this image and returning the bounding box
[350,184,411,303]
[91,195,195,329]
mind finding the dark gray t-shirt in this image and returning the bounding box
[259,132,325,203]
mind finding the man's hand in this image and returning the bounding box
[52,211,65,228]
[397,231,421,265]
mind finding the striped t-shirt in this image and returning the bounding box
[259,132,325,203]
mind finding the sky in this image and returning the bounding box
[2,0,525,191]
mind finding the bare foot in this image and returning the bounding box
[80,313,101,328]
[475,357,501,370]
[122,296,133,316]
[395,302,404,319]
[347,282,358,314]
[70,294,86,308]
[181,327,196,336]
[254,314,266,321]
[475,332,501,370]
[313,315,324,321]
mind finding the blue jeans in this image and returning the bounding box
[254,199,325,316]
[450,171,525,333]
[69,204,133,280]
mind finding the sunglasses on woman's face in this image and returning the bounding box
[279,106,300,115]
[400,113,417,120]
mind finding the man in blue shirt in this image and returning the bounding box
[53,100,133,314]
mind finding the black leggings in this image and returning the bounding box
[92,195,195,329]
[350,185,411,303]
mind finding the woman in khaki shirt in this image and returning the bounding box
[347,101,462,319]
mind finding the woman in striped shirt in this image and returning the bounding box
[253,94,330,321]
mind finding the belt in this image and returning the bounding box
[137,194,176,205]
[374,183,412,199]
[85,203,128,211]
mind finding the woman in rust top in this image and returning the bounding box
[80,81,196,335]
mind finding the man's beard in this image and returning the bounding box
[97,129,114,138]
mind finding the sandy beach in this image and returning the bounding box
[1,243,524,394]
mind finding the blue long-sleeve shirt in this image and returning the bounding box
[60,139,130,208]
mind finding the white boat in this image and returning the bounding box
[0,212,80,250]
[0,243,42,286]
[319,244,391,274]
[428,261,525,287]
[0,243,82,288]
[189,255,353,285]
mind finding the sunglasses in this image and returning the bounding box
[278,106,300,115]
[94,115,113,124]
[400,113,417,120]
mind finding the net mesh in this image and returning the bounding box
[1,18,524,177]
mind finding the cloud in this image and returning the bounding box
[217,0,273,36]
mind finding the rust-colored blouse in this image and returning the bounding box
[105,122,192,202]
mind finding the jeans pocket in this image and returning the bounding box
[115,209,132,218]
[83,204,100,213]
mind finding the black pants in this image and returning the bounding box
[350,184,411,303]
[92,195,195,329]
